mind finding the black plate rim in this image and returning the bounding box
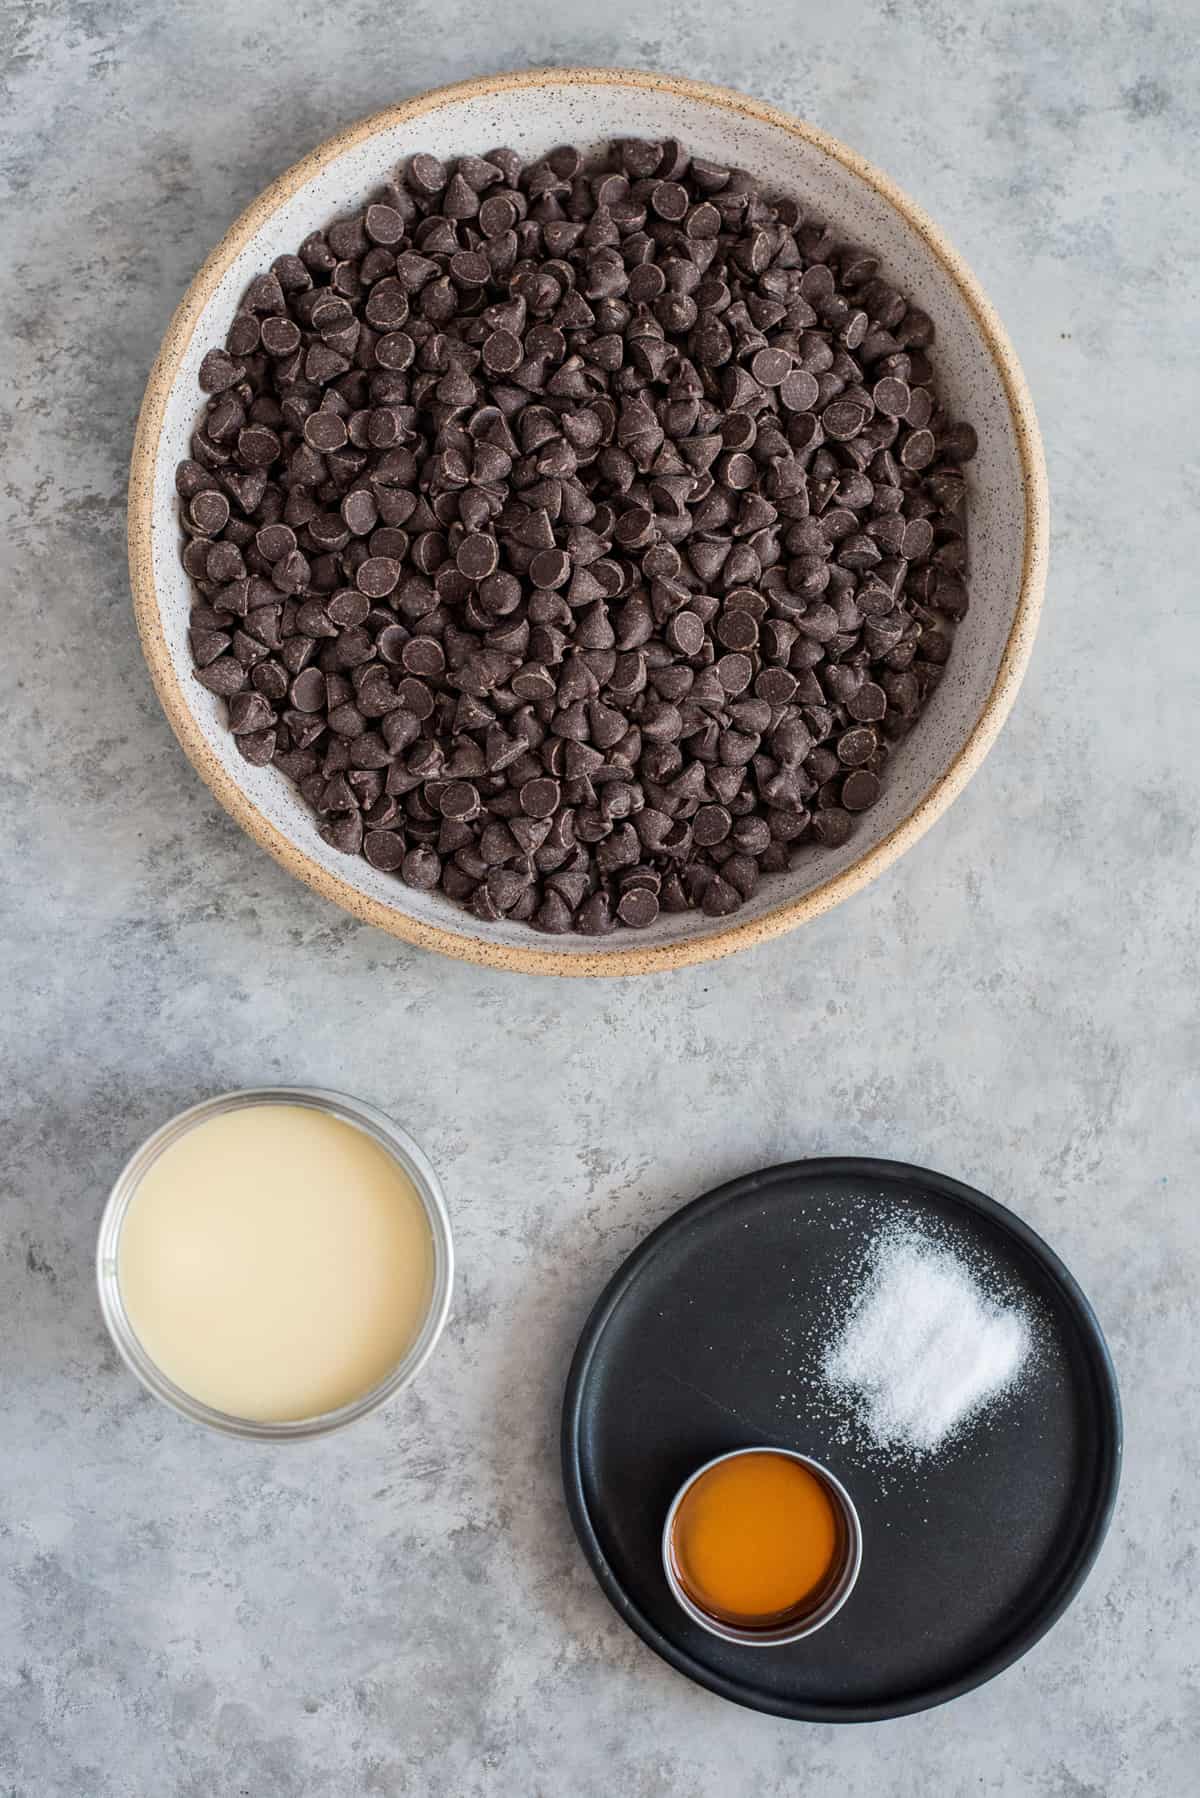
[561,1156,1123,1723]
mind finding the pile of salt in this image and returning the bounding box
[822,1226,1032,1458]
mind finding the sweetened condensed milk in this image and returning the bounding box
[117,1103,434,1422]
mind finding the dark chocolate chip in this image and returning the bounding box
[693,805,732,846]
[356,556,401,598]
[837,727,877,766]
[617,887,659,928]
[813,806,854,846]
[842,769,881,811]
[846,680,887,722]
[521,777,560,818]
[780,368,820,412]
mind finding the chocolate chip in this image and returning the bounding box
[187,490,229,536]
[717,654,753,695]
[577,892,615,934]
[328,702,367,738]
[662,611,703,657]
[700,874,739,917]
[837,727,877,766]
[846,680,887,722]
[261,316,301,357]
[750,346,792,387]
[780,368,820,412]
[756,668,797,704]
[289,667,327,711]
[873,376,910,418]
[356,556,401,598]
[900,428,936,470]
[338,489,376,538]
[527,890,567,933]
[304,411,348,453]
[364,830,406,871]
[253,522,293,564]
[939,422,979,463]
[813,807,853,846]
[456,533,500,581]
[716,609,759,651]
[541,559,588,611]
[198,350,244,393]
[482,328,523,374]
[842,769,881,810]
[227,691,274,735]
[438,780,480,821]
[399,637,443,679]
[396,678,434,720]
[617,887,659,928]
[237,425,281,467]
[236,728,277,766]
[401,845,441,889]
[693,804,732,846]
[206,541,247,584]
[195,657,247,696]
[408,152,446,195]
[365,202,406,246]
[479,194,517,237]
[823,399,869,441]
[521,777,560,818]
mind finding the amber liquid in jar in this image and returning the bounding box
[669,1450,844,1628]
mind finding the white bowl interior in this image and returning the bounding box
[150,77,1027,955]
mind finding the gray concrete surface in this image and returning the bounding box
[2,2,1198,1793]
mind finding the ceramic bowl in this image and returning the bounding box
[129,67,1047,977]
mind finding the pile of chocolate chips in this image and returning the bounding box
[178,139,976,935]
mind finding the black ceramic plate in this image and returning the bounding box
[561,1159,1121,1722]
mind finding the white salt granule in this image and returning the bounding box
[822,1225,1031,1458]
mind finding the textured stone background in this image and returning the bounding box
[2,3,1198,1793]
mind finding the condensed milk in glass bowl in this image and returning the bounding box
[97,1087,453,1440]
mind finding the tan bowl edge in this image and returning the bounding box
[128,65,1049,979]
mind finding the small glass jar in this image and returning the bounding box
[96,1086,453,1442]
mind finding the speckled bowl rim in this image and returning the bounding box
[128,66,1048,978]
